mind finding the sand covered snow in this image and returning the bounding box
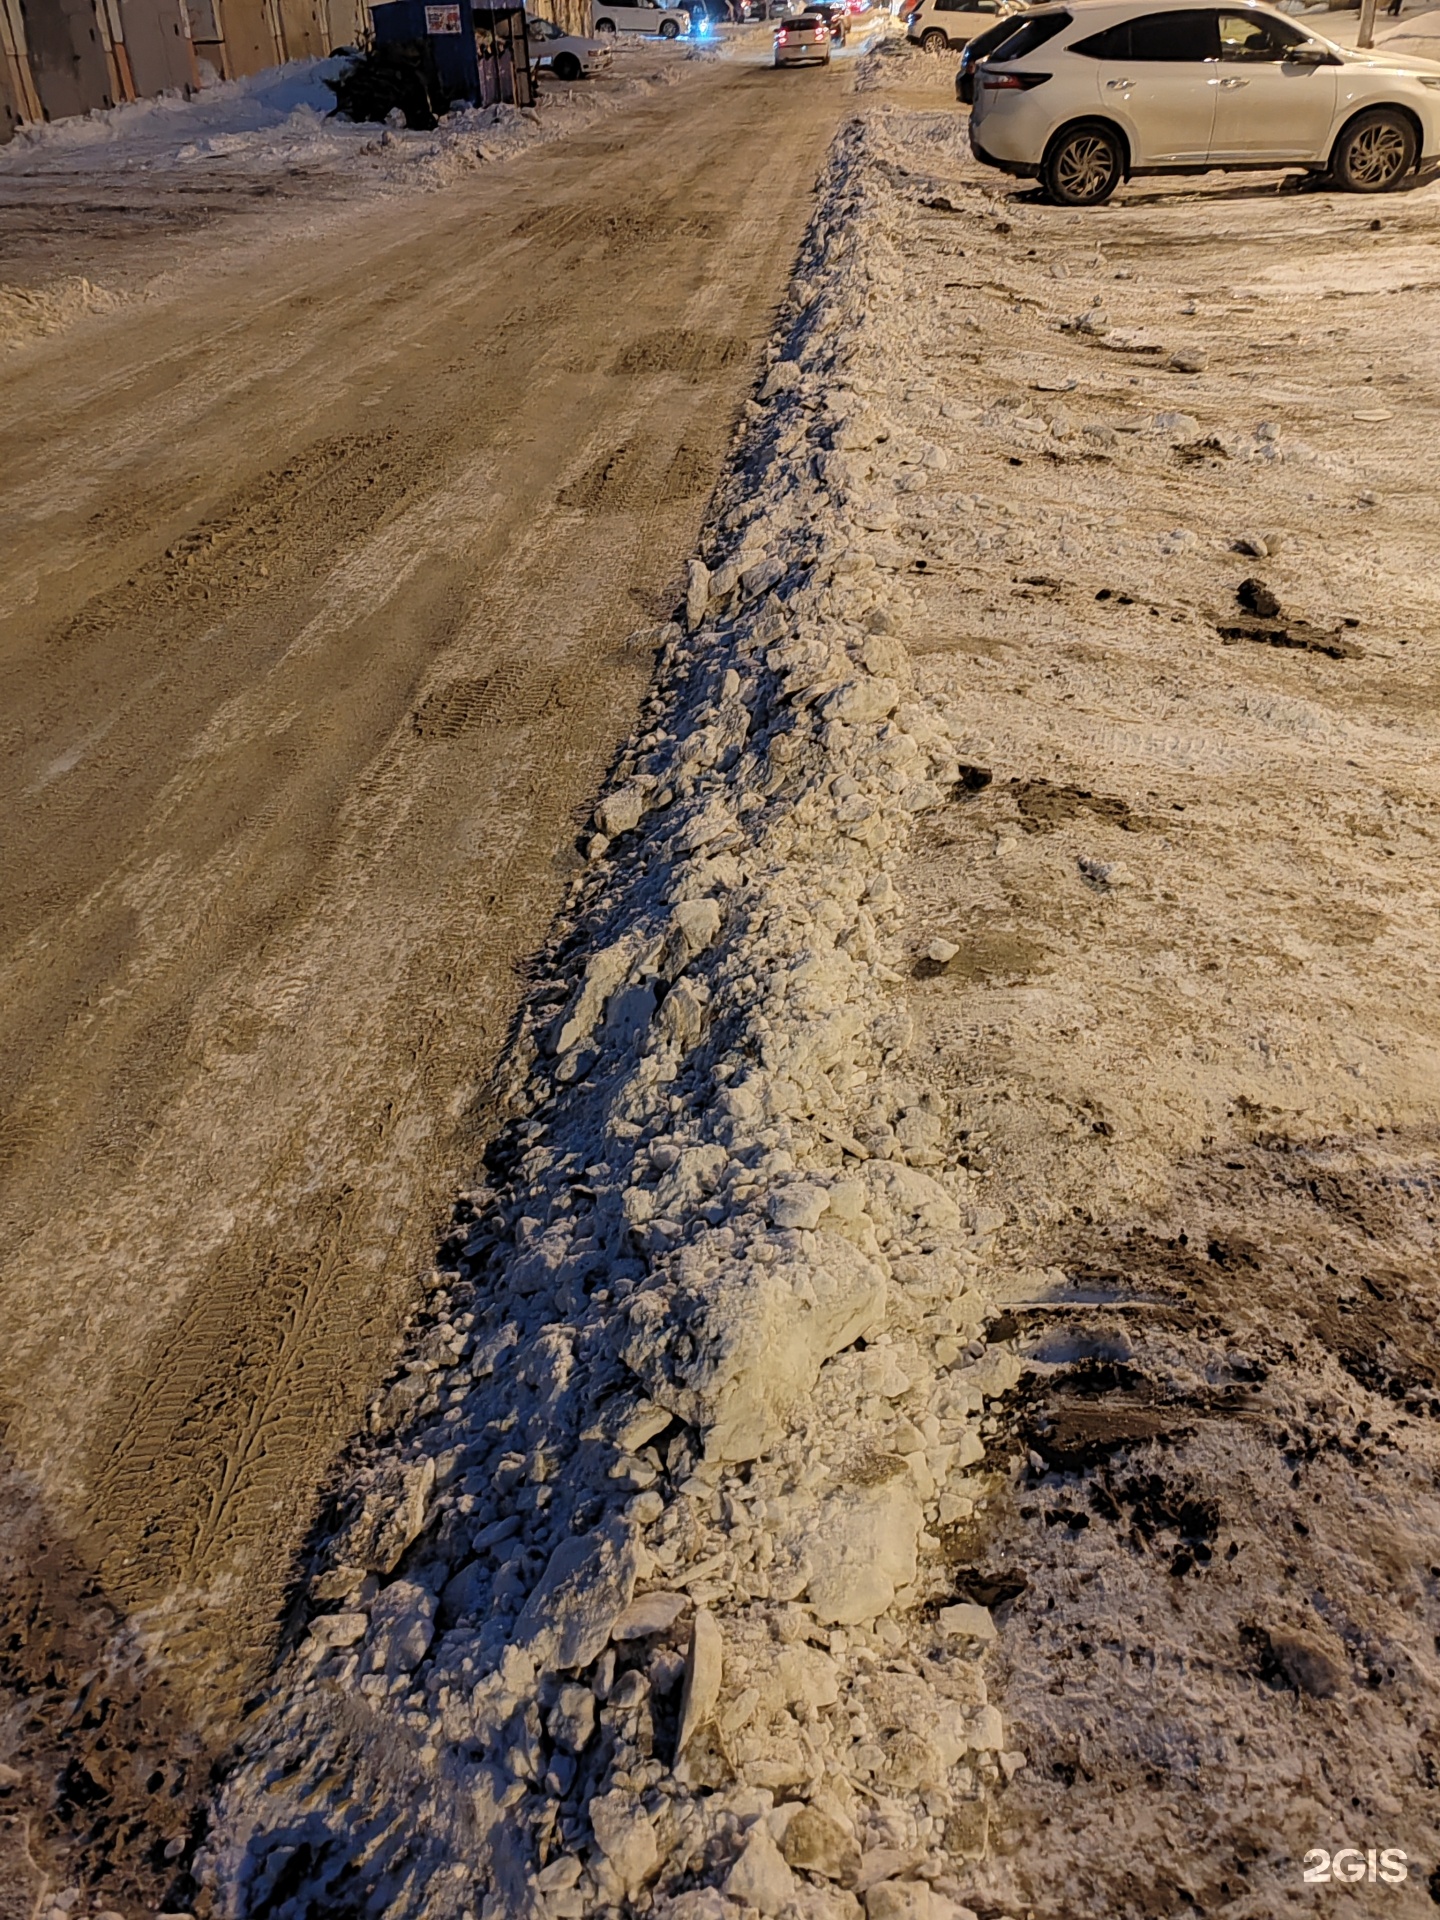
[205,108,1014,1920]
[0,49,691,352]
[202,50,1440,1920]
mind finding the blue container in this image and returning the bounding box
[370,0,481,100]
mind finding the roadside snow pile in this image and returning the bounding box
[0,58,346,171]
[0,276,126,352]
[0,53,687,188]
[396,62,689,188]
[206,113,1019,1920]
[855,37,957,93]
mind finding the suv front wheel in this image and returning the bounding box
[1330,109,1416,192]
[1041,121,1124,206]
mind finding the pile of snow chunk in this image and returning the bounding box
[0,53,688,190]
[0,276,126,351]
[206,115,1018,1920]
[0,57,347,167]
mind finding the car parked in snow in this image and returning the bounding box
[528,15,613,75]
[968,0,1440,203]
[592,0,690,35]
[774,9,832,58]
[906,0,1013,52]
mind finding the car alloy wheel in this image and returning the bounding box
[921,26,947,49]
[1043,122,1122,206]
[1334,109,1415,192]
[552,49,581,76]
[660,16,680,32]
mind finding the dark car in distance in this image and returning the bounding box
[802,0,849,39]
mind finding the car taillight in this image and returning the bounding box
[981,69,1051,88]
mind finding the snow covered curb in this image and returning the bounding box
[207,114,1016,1920]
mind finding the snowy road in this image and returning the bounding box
[210,52,1440,1920]
[0,51,851,1906]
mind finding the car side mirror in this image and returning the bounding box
[1287,43,1337,64]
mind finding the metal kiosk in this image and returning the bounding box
[370,0,535,109]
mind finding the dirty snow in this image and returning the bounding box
[206,99,1011,1920]
[0,48,693,351]
[201,34,1440,1920]
[0,49,688,188]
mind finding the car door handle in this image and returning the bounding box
[1105,76,1133,88]
[1218,75,1247,86]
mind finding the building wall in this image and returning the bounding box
[18,0,118,119]
[324,0,369,43]
[0,43,24,137]
[210,0,281,73]
[0,0,436,138]
[118,0,198,92]
[276,0,329,55]
[0,0,41,138]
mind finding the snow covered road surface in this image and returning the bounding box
[209,50,1440,1920]
[0,54,851,1912]
[0,47,692,351]
[209,114,1015,1920]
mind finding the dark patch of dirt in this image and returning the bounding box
[967,1126,1440,1916]
[0,1472,214,1915]
[558,441,650,511]
[611,330,749,376]
[1218,617,1364,660]
[948,1568,1028,1614]
[912,928,1047,985]
[1173,434,1231,465]
[1009,777,1144,835]
[1236,575,1281,619]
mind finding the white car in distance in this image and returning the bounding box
[968,0,1440,203]
[906,0,1013,55]
[592,0,690,35]
[774,9,831,60]
[528,15,613,76]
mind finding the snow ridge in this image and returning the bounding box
[207,115,1015,1920]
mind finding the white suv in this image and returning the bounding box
[906,0,1011,55]
[592,0,690,34]
[968,0,1440,203]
